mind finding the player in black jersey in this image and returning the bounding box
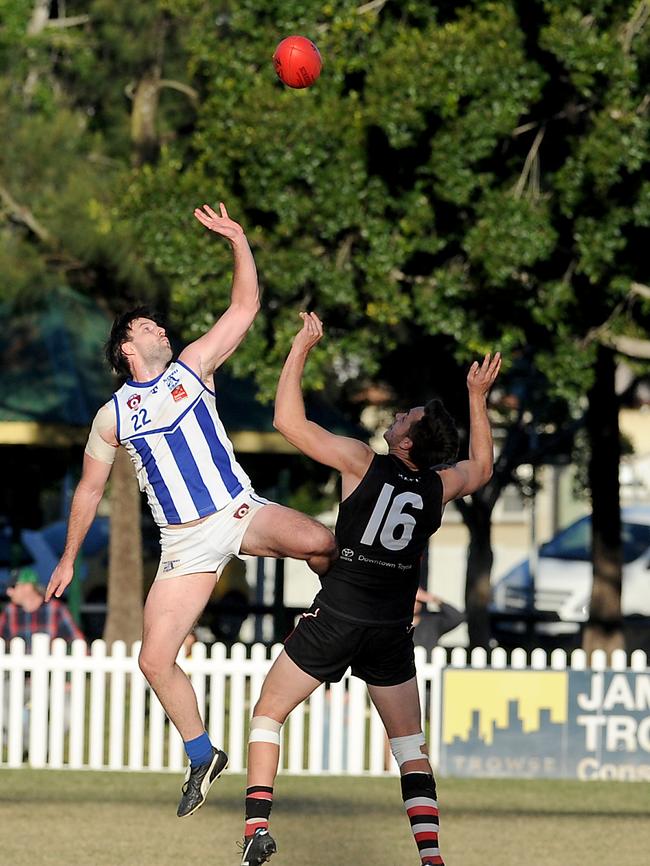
[238,312,500,866]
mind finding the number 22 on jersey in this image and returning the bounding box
[131,408,150,431]
[360,483,423,552]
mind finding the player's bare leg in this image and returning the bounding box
[140,571,216,737]
[369,678,444,866]
[240,503,337,575]
[139,571,228,817]
[241,650,321,865]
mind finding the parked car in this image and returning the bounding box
[489,505,650,649]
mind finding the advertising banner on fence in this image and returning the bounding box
[440,669,650,781]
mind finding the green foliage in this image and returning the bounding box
[464,193,558,286]
[1,0,648,408]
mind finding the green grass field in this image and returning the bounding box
[1,769,648,866]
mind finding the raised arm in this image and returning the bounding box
[180,202,260,382]
[45,404,118,602]
[274,312,373,482]
[438,353,501,504]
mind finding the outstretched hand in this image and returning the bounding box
[193,202,244,242]
[292,311,324,354]
[467,352,501,396]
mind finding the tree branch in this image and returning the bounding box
[603,333,650,359]
[357,0,389,14]
[512,127,545,200]
[45,15,91,29]
[158,79,199,107]
[581,281,650,351]
[27,0,50,36]
[0,179,53,245]
[621,1,650,54]
[630,282,650,300]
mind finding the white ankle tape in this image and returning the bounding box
[249,716,282,746]
[390,731,426,766]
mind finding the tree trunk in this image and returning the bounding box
[103,15,171,645]
[130,15,170,167]
[103,447,144,647]
[131,66,162,167]
[583,345,624,657]
[460,493,494,650]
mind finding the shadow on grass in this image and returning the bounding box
[3,788,647,820]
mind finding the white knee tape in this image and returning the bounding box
[249,715,282,746]
[390,731,426,766]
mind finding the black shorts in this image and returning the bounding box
[284,603,416,687]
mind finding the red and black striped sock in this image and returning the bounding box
[400,771,444,866]
[244,785,274,838]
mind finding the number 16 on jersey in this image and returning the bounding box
[360,483,423,552]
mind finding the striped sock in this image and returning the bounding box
[244,785,274,838]
[400,771,444,866]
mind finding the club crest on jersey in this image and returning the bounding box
[127,394,141,410]
[171,384,188,402]
[234,503,250,519]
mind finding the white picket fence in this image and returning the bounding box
[1,634,647,774]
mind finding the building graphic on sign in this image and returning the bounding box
[441,670,568,778]
[439,669,650,780]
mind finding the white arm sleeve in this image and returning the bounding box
[84,402,119,465]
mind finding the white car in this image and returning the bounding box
[490,506,650,643]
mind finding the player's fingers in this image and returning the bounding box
[219,202,229,219]
[488,354,501,377]
[203,204,221,221]
[193,209,211,226]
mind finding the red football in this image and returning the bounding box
[273,35,322,89]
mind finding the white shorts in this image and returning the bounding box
[154,489,270,581]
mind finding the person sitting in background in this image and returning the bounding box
[1,567,85,753]
[0,567,85,650]
[413,587,465,653]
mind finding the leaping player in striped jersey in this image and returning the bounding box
[45,203,337,818]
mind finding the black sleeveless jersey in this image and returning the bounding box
[315,454,444,625]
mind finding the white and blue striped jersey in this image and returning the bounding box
[113,360,251,527]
